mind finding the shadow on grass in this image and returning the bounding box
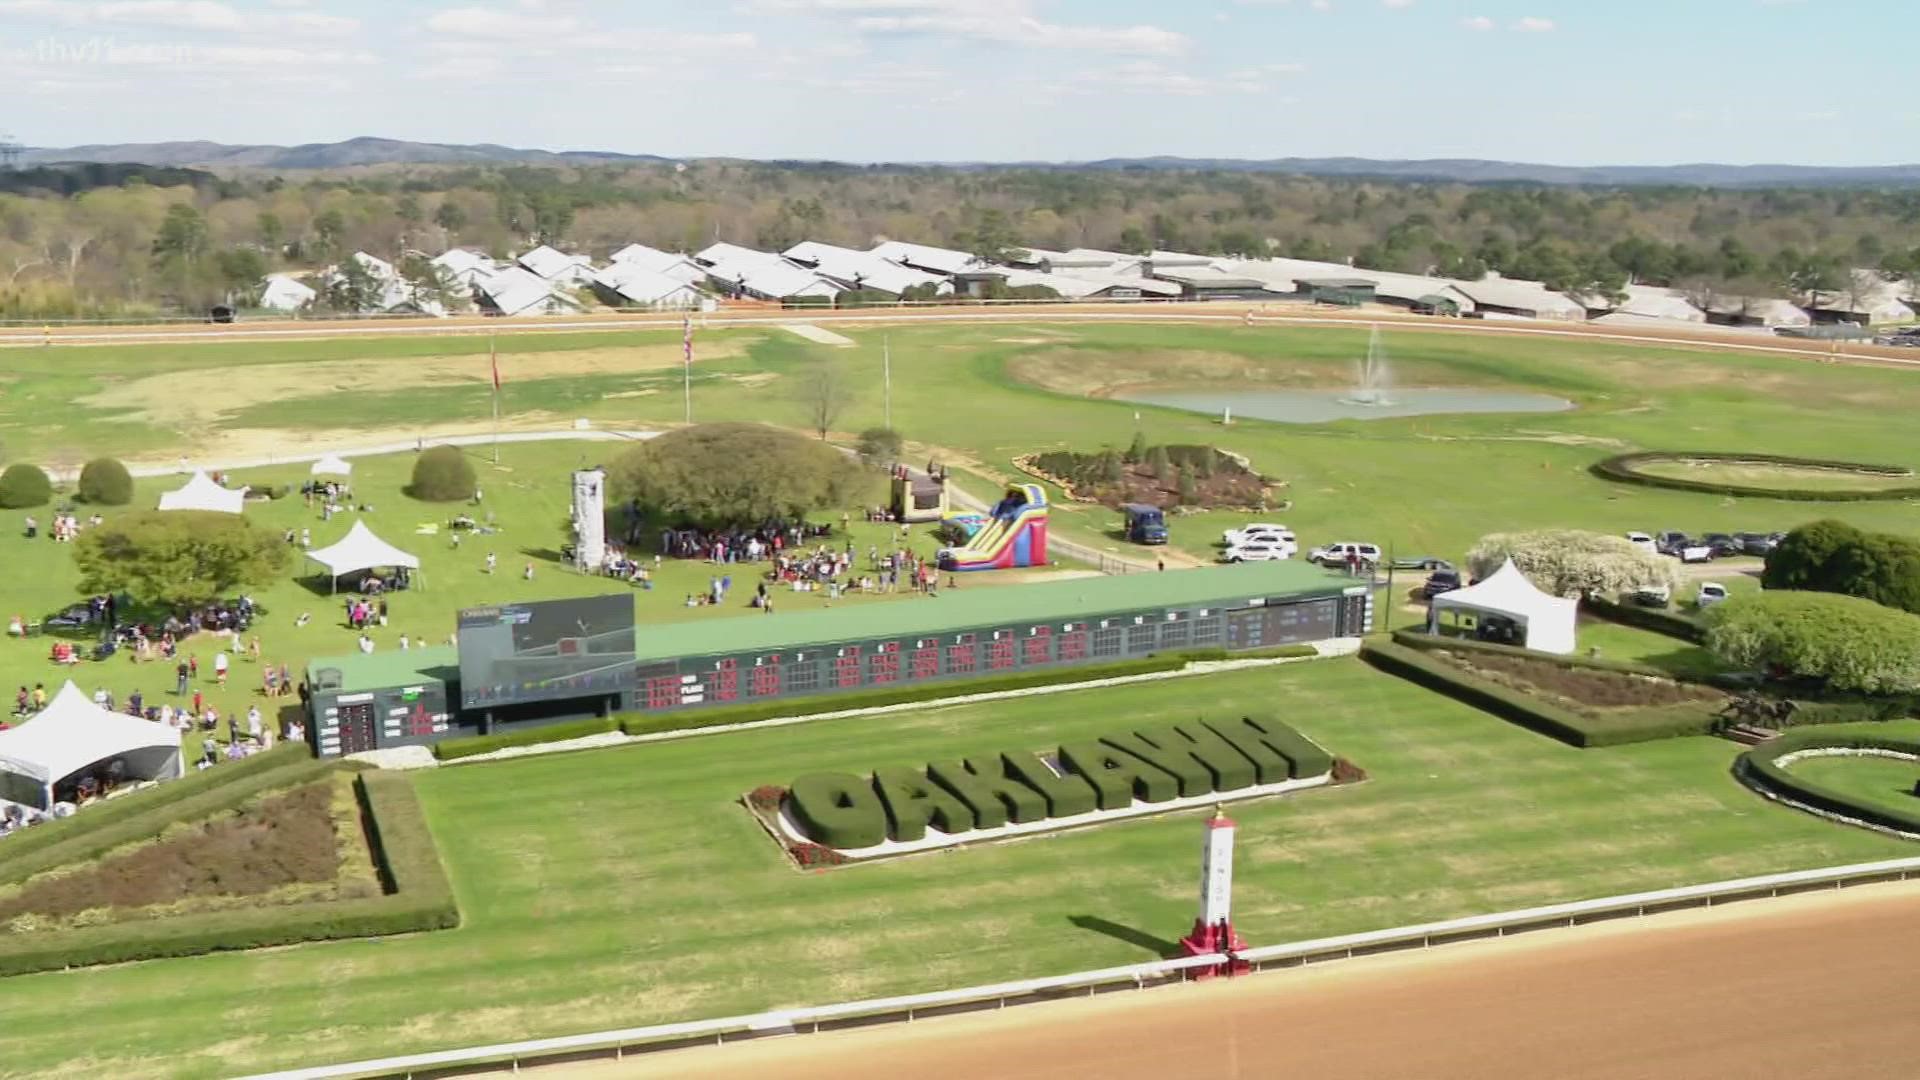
[518,546,566,564]
[1069,914,1178,958]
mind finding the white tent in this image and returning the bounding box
[306,520,421,592]
[311,455,353,477]
[1427,558,1578,655]
[0,682,183,809]
[157,470,247,514]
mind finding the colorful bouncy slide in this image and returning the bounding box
[939,483,1049,571]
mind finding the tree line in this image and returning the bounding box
[1,161,1918,319]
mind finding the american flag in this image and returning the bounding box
[682,314,693,367]
[490,337,501,392]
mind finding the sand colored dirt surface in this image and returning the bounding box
[537,881,1920,1080]
[78,341,745,430]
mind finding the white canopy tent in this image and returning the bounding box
[157,470,247,514]
[310,455,353,477]
[305,520,422,592]
[0,682,184,809]
[1427,558,1578,655]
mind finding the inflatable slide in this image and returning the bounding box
[939,484,1049,572]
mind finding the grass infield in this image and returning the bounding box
[0,660,1909,1077]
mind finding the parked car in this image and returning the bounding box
[1419,568,1462,599]
[1308,541,1383,568]
[1735,531,1780,556]
[1122,503,1168,545]
[1222,524,1295,557]
[1701,533,1744,559]
[1625,531,1656,554]
[1391,555,1453,571]
[1224,537,1293,563]
[1696,582,1730,608]
[1656,531,1712,563]
[1631,583,1672,608]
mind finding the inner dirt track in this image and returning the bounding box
[539,880,1920,1080]
[5,301,1917,368]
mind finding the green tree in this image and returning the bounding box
[1704,591,1920,694]
[311,208,347,260]
[609,422,862,529]
[855,426,904,467]
[1176,464,1197,504]
[434,200,468,235]
[256,212,283,257]
[1149,445,1172,483]
[214,247,267,303]
[0,463,52,508]
[1764,520,1920,615]
[1467,529,1677,598]
[323,258,381,313]
[399,254,461,313]
[76,457,133,505]
[407,445,478,502]
[1124,431,1149,464]
[74,510,288,609]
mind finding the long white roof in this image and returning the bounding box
[701,256,840,300]
[785,241,944,296]
[516,244,592,281]
[870,240,980,275]
[593,262,704,304]
[476,266,580,316]
[608,243,706,284]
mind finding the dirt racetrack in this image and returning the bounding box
[539,881,1920,1080]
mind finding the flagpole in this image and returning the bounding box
[883,334,892,431]
[683,313,693,425]
[490,331,500,465]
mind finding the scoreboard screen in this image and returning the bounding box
[458,595,637,709]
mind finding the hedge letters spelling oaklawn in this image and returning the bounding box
[783,715,1332,849]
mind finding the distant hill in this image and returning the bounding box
[15,138,1920,187]
[19,136,671,170]
[0,162,217,195]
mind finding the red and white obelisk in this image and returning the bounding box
[1179,806,1248,976]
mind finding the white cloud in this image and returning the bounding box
[751,0,1187,56]
[427,6,578,38]
[1511,15,1554,32]
[1310,0,1331,9]
[1461,15,1493,31]
[1381,0,1414,8]
[0,0,358,34]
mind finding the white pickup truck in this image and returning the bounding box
[1308,541,1382,568]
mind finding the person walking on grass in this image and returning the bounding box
[32,683,44,711]
[524,561,534,581]
[214,650,229,687]
[246,705,261,743]
[484,552,497,575]
[175,659,189,695]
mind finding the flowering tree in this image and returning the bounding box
[1467,529,1677,598]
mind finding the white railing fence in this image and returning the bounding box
[238,855,1920,1080]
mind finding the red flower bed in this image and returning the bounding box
[1331,757,1369,784]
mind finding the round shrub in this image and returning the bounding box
[76,457,134,505]
[407,445,477,502]
[0,463,52,509]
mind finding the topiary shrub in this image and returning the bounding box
[788,772,889,849]
[407,445,477,502]
[0,463,52,509]
[76,457,134,505]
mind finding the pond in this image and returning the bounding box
[1119,388,1575,424]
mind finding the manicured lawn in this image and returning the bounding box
[1575,618,1729,679]
[0,659,1907,1077]
[1789,751,1920,819]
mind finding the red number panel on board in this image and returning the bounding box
[750,659,782,697]
[646,676,682,710]
[947,634,978,675]
[868,644,900,685]
[1023,625,1052,665]
[910,645,940,680]
[988,633,1016,671]
[835,646,863,688]
[1059,626,1089,662]
[712,658,739,702]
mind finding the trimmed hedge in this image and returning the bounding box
[1390,627,1707,681]
[1591,451,1920,502]
[1361,640,1716,748]
[1060,739,1179,809]
[926,757,1047,828]
[407,444,478,502]
[0,463,52,509]
[433,716,619,761]
[1003,750,1098,817]
[76,457,134,505]
[788,772,889,849]
[0,771,458,976]
[872,766,972,843]
[1581,594,1706,644]
[0,743,316,881]
[1737,730,1920,834]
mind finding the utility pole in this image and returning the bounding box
[883,334,892,431]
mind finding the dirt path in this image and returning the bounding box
[533,880,1920,1080]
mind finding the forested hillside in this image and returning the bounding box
[2,161,1918,319]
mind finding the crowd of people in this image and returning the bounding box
[23,511,95,542]
[652,520,834,563]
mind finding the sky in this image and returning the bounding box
[0,0,1913,165]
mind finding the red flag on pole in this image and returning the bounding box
[683,314,693,366]
[490,339,501,392]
